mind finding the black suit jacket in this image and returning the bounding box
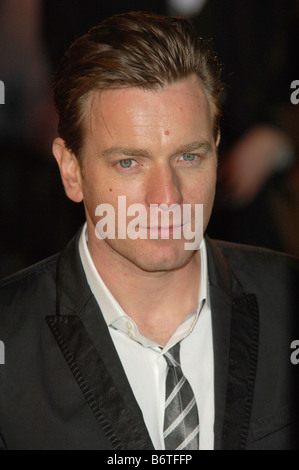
[0,230,298,449]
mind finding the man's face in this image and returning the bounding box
[76,75,218,272]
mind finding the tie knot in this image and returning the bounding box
[164,342,181,368]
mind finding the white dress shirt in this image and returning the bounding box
[79,223,214,449]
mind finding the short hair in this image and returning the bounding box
[53,11,223,161]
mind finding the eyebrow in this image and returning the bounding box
[175,140,213,155]
[101,147,152,158]
[101,140,213,159]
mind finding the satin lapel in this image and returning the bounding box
[222,292,259,449]
[47,230,154,450]
[208,283,232,450]
[206,237,259,450]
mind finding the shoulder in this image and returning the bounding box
[208,238,299,310]
[0,253,59,291]
[0,254,59,286]
[0,254,60,322]
[212,239,299,272]
[0,228,83,329]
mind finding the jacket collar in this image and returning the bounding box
[47,229,259,450]
[47,229,154,450]
[205,236,259,450]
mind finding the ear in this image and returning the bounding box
[216,131,221,148]
[52,137,83,203]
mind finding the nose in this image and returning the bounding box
[144,163,183,207]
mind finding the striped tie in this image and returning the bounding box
[163,343,199,450]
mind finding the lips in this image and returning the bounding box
[142,225,183,230]
[137,223,188,239]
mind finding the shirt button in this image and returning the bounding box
[126,321,134,330]
[128,330,134,339]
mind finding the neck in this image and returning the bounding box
[87,228,202,345]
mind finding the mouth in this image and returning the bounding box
[138,224,188,238]
[143,224,183,229]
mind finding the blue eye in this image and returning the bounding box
[119,159,135,168]
[181,153,196,161]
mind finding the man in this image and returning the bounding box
[0,11,298,450]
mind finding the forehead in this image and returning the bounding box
[86,75,213,147]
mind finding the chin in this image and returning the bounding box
[125,242,196,273]
[101,236,198,273]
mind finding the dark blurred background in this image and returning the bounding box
[0,0,298,278]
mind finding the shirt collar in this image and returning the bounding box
[79,222,208,350]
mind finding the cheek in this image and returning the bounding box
[206,171,217,199]
[204,179,217,214]
[82,165,112,202]
[186,170,216,204]
[82,173,138,221]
